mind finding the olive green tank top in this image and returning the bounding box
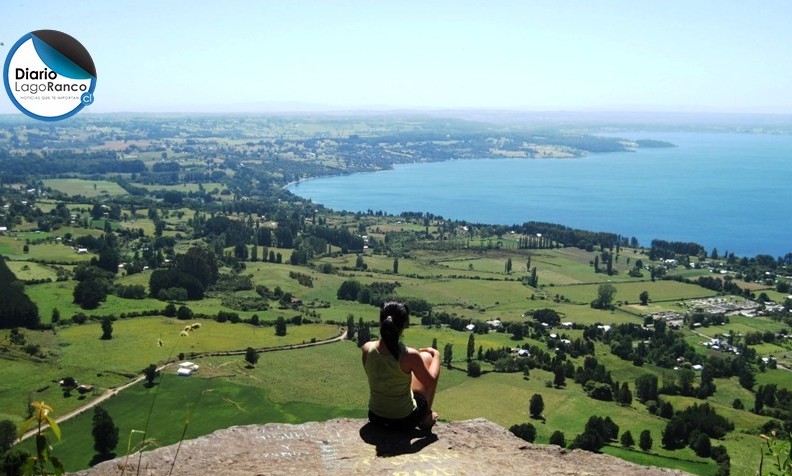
[364,344,416,419]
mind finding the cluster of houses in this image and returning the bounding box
[701,337,741,356]
[681,297,765,317]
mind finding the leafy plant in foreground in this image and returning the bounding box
[17,401,63,476]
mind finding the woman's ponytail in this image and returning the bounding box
[379,301,409,359]
[381,316,401,359]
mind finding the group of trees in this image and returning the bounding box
[149,246,219,300]
[0,258,39,329]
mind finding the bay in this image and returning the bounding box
[288,132,792,257]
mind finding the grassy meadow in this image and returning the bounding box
[3,213,790,476]
[42,179,128,198]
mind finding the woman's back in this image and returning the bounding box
[363,343,415,419]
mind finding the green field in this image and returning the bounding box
[0,320,340,427]
[2,210,789,476]
[43,179,128,198]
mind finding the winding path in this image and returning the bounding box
[19,328,349,442]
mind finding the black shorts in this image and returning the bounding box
[368,393,429,431]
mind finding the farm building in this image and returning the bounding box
[177,361,200,376]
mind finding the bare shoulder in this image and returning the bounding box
[401,346,423,363]
[361,341,376,353]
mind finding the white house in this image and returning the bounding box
[177,361,199,376]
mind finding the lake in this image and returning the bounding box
[288,132,792,258]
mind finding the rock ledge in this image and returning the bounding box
[78,418,690,475]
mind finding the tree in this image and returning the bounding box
[337,279,362,301]
[443,343,453,368]
[0,262,40,328]
[346,314,356,341]
[355,254,366,270]
[96,247,120,273]
[174,246,219,288]
[639,429,653,451]
[275,316,287,336]
[73,279,107,310]
[690,432,711,457]
[739,366,756,390]
[616,382,632,405]
[528,267,538,287]
[467,360,481,377]
[529,393,544,419]
[393,257,399,274]
[572,430,603,452]
[677,368,696,396]
[553,365,566,388]
[467,333,475,362]
[356,318,371,347]
[509,423,536,443]
[591,283,616,309]
[51,308,60,324]
[143,364,159,387]
[549,430,566,447]
[164,303,177,317]
[176,305,193,320]
[0,419,16,453]
[656,400,673,419]
[620,430,635,448]
[635,374,658,403]
[244,347,259,367]
[639,290,649,305]
[100,317,113,340]
[505,257,512,273]
[92,406,119,457]
[233,243,248,260]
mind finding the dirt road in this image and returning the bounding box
[19,328,349,442]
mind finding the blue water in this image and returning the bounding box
[288,132,792,257]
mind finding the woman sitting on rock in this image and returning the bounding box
[361,301,440,430]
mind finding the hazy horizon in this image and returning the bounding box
[2,1,792,116]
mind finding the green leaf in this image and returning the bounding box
[17,416,35,439]
[46,415,62,441]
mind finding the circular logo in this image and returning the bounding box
[3,30,96,121]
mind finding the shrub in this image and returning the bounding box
[509,423,536,443]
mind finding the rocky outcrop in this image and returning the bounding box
[77,418,690,475]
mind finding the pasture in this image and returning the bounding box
[43,179,127,198]
[3,233,790,476]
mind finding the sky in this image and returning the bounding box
[1,0,791,114]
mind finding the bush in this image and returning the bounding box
[176,306,193,320]
[509,423,536,443]
[620,431,635,447]
[549,430,566,447]
[337,280,362,301]
[467,361,481,377]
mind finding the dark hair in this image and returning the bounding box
[380,301,409,359]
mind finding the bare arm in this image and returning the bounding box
[361,341,374,367]
[404,347,440,385]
